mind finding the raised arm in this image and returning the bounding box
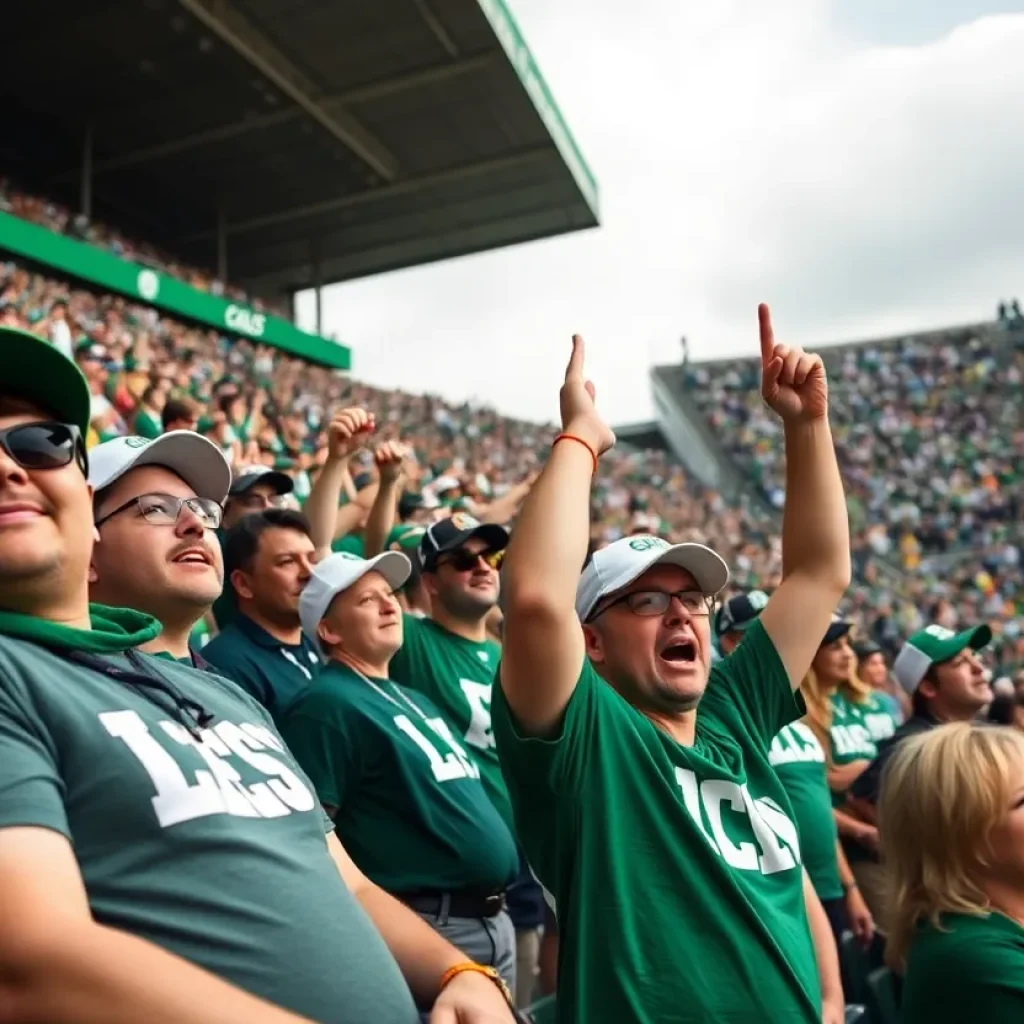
[754,304,851,687]
[499,337,615,735]
[0,827,312,1024]
[360,441,405,558]
[303,408,374,561]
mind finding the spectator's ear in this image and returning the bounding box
[582,623,605,664]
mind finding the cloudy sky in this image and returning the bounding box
[296,0,1024,425]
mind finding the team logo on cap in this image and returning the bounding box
[336,552,362,562]
[124,437,150,449]
[924,625,955,640]
[629,535,668,553]
[450,512,480,531]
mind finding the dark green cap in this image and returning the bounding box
[0,327,91,435]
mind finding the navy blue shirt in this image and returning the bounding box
[203,614,321,727]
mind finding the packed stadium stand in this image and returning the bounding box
[3,154,1021,687]
[655,320,1024,675]
[0,1,1019,689]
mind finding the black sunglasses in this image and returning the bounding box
[0,421,87,475]
[439,547,505,573]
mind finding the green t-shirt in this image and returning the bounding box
[132,407,163,439]
[0,604,417,1024]
[203,614,321,727]
[827,691,877,806]
[492,620,820,1024]
[860,691,900,744]
[332,532,365,556]
[769,722,842,900]
[390,615,511,830]
[281,662,518,894]
[902,912,1024,1023]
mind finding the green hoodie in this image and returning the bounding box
[0,604,417,1024]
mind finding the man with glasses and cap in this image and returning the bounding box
[87,432,231,663]
[389,515,511,828]
[494,309,852,1024]
[0,326,520,1024]
[282,551,521,1000]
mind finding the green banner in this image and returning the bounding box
[0,212,351,370]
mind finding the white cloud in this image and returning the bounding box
[298,1,1024,424]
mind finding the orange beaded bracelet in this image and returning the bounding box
[553,432,599,473]
[438,962,513,1005]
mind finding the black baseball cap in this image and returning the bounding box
[714,590,769,637]
[228,466,294,497]
[398,491,425,520]
[852,639,882,661]
[418,513,509,571]
[821,615,853,646]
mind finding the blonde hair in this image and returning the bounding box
[800,662,873,741]
[879,722,1024,967]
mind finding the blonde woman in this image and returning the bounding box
[801,617,889,922]
[879,723,1024,1020]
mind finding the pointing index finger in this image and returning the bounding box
[565,334,585,381]
[758,304,775,365]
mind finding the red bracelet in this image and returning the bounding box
[553,432,598,473]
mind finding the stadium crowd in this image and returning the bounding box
[682,320,1024,678]
[0,186,1023,1024]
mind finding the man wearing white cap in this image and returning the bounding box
[282,552,522,1015]
[493,308,852,1023]
[88,432,231,663]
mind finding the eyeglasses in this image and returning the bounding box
[439,547,505,573]
[589,589,715,623]
[95,492,223,530]
[0,421,87,474]
[232,491,283,511]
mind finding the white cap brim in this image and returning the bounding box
[576,541,729,622]
[89,431,232,503]
[299,551,411,652]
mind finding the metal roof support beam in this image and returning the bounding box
[80,123,94,220]
[178,146,550,242]
[175,0,399,182]
[49,54,493,180]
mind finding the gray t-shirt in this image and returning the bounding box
[0,610,418,1024]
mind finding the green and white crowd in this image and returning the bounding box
[2,295,1023,1024]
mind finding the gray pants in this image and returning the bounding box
[416,903,516,1013]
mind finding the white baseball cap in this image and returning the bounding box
[88,431,232,503]
[576,534,730,622]
[299,551,412,652]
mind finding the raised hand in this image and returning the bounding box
[758,304,828,423]
[374,440,407,485]
[559,335,616,457]
[326,407,375,462]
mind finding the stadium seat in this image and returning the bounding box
[865,966,901,1024]
[523,993,556,1024]
[839,931,872,1007]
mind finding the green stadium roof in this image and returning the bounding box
[1,0,599,309]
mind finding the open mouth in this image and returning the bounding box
[172,548,212,566]
[659,639,698,664]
